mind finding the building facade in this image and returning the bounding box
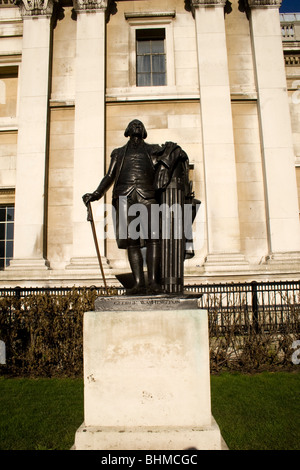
[0,0,299,287]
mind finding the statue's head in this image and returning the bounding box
[124,120,147,139]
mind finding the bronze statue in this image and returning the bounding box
[83,119,199,296]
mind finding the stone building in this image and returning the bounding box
[0,0,299,288]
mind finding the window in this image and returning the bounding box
[0,205,14,269]
[125,12,175,91]
[136,29,166,87]
[0,66,18,119]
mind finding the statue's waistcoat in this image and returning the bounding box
[113,141,157,200]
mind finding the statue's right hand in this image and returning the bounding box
[82,192,98,206]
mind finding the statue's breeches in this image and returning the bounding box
[112,190,159,249]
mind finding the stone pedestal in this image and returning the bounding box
[73,296,225,450]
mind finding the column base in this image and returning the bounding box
[264,252,300,267]
[7,258,50,271]
[65,256,112,273]
[204,253,249,272]
[73,418,226,451]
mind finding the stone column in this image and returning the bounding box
[67,0,108,272]
[9,0,55,271]
[248,0,300,264]
[191,0,248,271]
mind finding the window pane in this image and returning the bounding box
[6,241,13,259]
[137,73,151,87]
[153,73,166,86]
[136,28,167,88]
[0,241,4,258]
[137,40,151,54]
[6,223,14,240]
[7,207,14,221]
[152,55,166,73]
[0,223,5,240]
[0,259,4,270]
[151,40,164,54]
[0,208,5,222]
[137,55,151,73]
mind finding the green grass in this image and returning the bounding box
[211,371,300,450]
[0,377,83,450]
[0,371,299,450]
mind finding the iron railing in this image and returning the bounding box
[0,280,299,333]
[193,280,300,333]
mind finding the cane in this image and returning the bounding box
[86,201,109,295]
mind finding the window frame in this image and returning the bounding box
[126,14,175,90]
[0,203,14,270]
[136,28,167,87]
[0,58,21,131]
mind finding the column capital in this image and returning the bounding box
[14,0,58,17]
[189,0,227,8]
[185,0,227,17]
[72,0,118,22]
[72,0,107,13]
[247,0,282,8]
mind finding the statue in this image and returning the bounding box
[83,119,199,296]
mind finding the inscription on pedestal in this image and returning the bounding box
[94,295,202,311]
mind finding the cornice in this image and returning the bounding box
[190,0,227,7]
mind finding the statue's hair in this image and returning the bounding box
[124,120,147,139]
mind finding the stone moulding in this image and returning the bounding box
[191,0,227,5]
[186,0,282,18]
[124,11,176,20]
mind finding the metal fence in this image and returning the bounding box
[193,280,300,333]
[0,280,299,333]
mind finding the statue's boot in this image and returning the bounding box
[126,246,146,295]
[146,242,163,295]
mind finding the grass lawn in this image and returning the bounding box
[0,371,299,450]
[211,371,299,450]
[0,377,84,451]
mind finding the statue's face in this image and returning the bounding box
[128,120,145,138]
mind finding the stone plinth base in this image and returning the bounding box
[265,252,300,267]
[74,418,224,450]
[73,296,225,450]
[204,253,249,272]
[7,258,50,271]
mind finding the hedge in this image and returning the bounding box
[0,289,299,376]
[0,289,97,377]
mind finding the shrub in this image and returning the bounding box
[0,289,97,377]
[0,288,299,376]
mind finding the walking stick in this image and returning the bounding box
[86,201,109,295]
